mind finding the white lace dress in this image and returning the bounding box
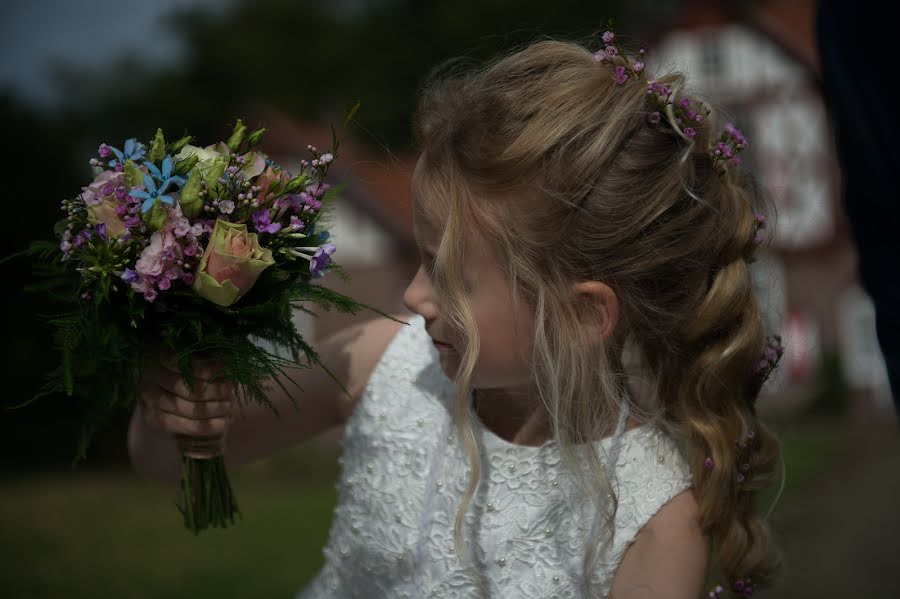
[295,314,692,599]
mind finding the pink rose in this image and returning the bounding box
[193,219,274,306]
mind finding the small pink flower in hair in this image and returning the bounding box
[704,457,714,469]
[648,111,662,125]
[632,60,644,73]
[602,31,615,43]
[592,51,605,62]
[680,97,692,109]
[683,127,696,139]
[605,45,618,57]
[614,66,628,84]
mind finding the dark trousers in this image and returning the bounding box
[817,0,900,413]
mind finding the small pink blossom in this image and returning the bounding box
[602,31,615,43]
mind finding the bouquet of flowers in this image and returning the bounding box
[10,109,390,533]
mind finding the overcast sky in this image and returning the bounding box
[0,0,231,107]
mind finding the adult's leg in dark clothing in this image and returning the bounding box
[817,0,900,412]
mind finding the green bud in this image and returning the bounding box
[173,154,199,177]
[284,174,310,194]
[143,199,169,231]
[247,127,267,147]
[148,128,166,164]
[124,160,144,188]
[203,155,228,187]
[226,119,246,153]
[168,134,194,155]
[179,170,203,219]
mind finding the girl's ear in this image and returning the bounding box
[572,281,619,346]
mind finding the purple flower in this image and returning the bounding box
[648,111,662,125]
[632,60,644,73]
[94,223,107,240]
[683,127,696,139]
[158,277,171,291]
[679,98,692,109]
[614,66,627,84]
[704,457,714,469]
[173,217,192,238]
[182,272,195,285]
[252,210,282,234]
[290,215,305,231]
[144,289,158,302]
[310,243,336,278]
[605,45,618,56]
[98,143,112,158]
[218,200,235,215]
[121,268,138,284]
[602,31,615,43]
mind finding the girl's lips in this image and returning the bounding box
[432,339,454,350]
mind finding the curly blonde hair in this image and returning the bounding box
[411,38,782,597]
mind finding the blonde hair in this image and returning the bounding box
[412,38,782,597]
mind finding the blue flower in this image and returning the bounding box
[145,155,187,195]
[107,138,146,168]
[129,175,175,214]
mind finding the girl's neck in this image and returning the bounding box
[472,387,553,447]
[472,387,642,447]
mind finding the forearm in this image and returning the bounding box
[222,364,347,469]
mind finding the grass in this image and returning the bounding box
[0,444,341,599]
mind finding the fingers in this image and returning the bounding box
[138,391,233,437]
[145,392,233,420]
[138,361,237,439]
[145,408,231,438]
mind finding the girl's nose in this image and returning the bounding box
[403,264,439,321]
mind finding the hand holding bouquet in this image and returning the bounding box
[11,108,391,533]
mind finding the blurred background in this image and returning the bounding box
[1,0,897,597]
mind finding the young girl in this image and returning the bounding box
[130,34,782,599]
